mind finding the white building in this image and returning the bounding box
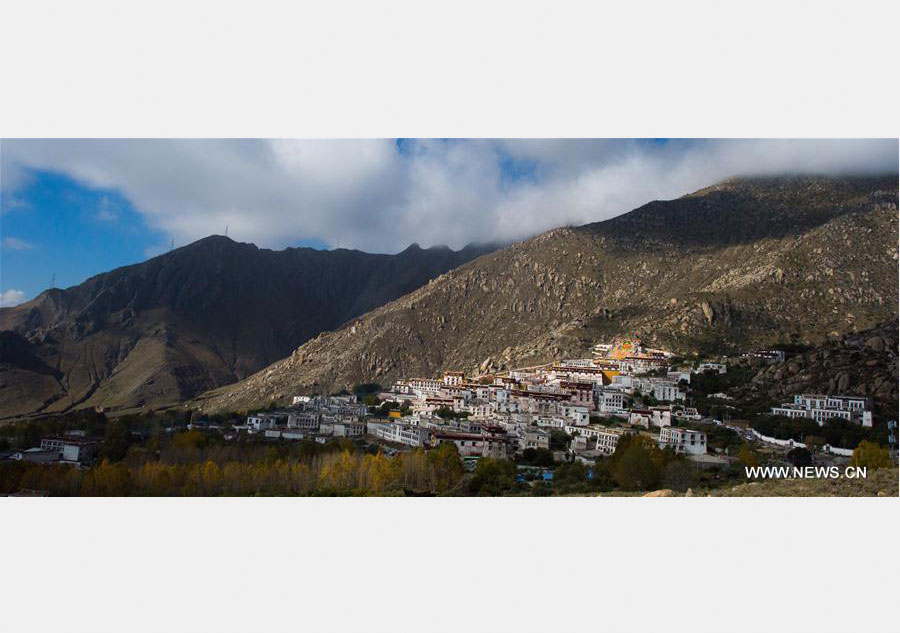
[659,427,707,455]
[518,427,551,452]
[596,388,626,415]
[246,413,287,432]
[771,393,873,427]
[694,362,727,374]
[560,404,590,426]
[650,407,673,428]
[443,371,466,386]
[40,437,99,463]
[333,419,366,437]
[287,412,320,431]
[628,410,652,428]
[367,421,433,447]
[667,370,691,384]
[564,425,627,456]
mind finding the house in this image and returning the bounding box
[771,393,873,427]
[518,427,551,452]
[564,425,627,456]
[674,407,701,421]
[408,378,443,395]
[443,371,466,386]
[40,437,100,463]
[659,427,707,455]
[628,409,652,428]
[653,381,684,402]
[367,421,433,448]
[667,370,691,384]
[333,419,366,437]
[7,448,60,463]
[432,431,484,457]
[287,412,320,431]
[744,349,786,363]
[596,388,626,415]
[481,425,510,459]
[246,413,288,432]
[650,407,672,428]
[694,362,727,374]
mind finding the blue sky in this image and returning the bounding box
[0,167,335,303]
[1,171,167,302]
[2,138,896,307]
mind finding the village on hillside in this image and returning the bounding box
[235,337,883,474]
[3,335,893,496]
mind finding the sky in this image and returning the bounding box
[1,138,897,306]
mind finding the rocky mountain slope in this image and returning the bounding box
[0,237,495,418]
[195,175,899,413]
[730,320,899,415]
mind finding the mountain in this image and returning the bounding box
[195,175,899,413]
[729,320,899,416]
[0,237,496,418]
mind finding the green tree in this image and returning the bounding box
[470,459,517,496]
[520,448,554,467]
[548,429,571,451]
[610,435,664,491]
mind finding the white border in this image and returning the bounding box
[1,1,899,631]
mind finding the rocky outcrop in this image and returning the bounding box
[733,321,899,415]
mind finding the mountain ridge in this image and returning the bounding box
[193,175,899,414]
[0,236,498,419]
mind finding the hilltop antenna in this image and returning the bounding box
[50,273,56,288]
[169,237,175,252]
[225,225,229,237]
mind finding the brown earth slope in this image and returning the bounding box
[0,237,495,418]
[195,175,899,413]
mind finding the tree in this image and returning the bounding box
[81,459,134,496]
[610,435,664,491]
[786,447,813,467]
[663,459,699,491]
[850,441,892,471]
[803,435,826,455]
[520,448,554,467]
[736,444,759,469]
[470,459,517,496]
[427,441,464,493]
[549,429,571,451]
[554,461,588,483]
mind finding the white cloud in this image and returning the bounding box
[0,139,895,253]
[2,236,35,251]
[0,288,26,307]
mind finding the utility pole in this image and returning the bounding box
[888,420,897,464]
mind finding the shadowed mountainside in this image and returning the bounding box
[0,237,497,418]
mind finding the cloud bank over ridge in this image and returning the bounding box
[2,139,896,253]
